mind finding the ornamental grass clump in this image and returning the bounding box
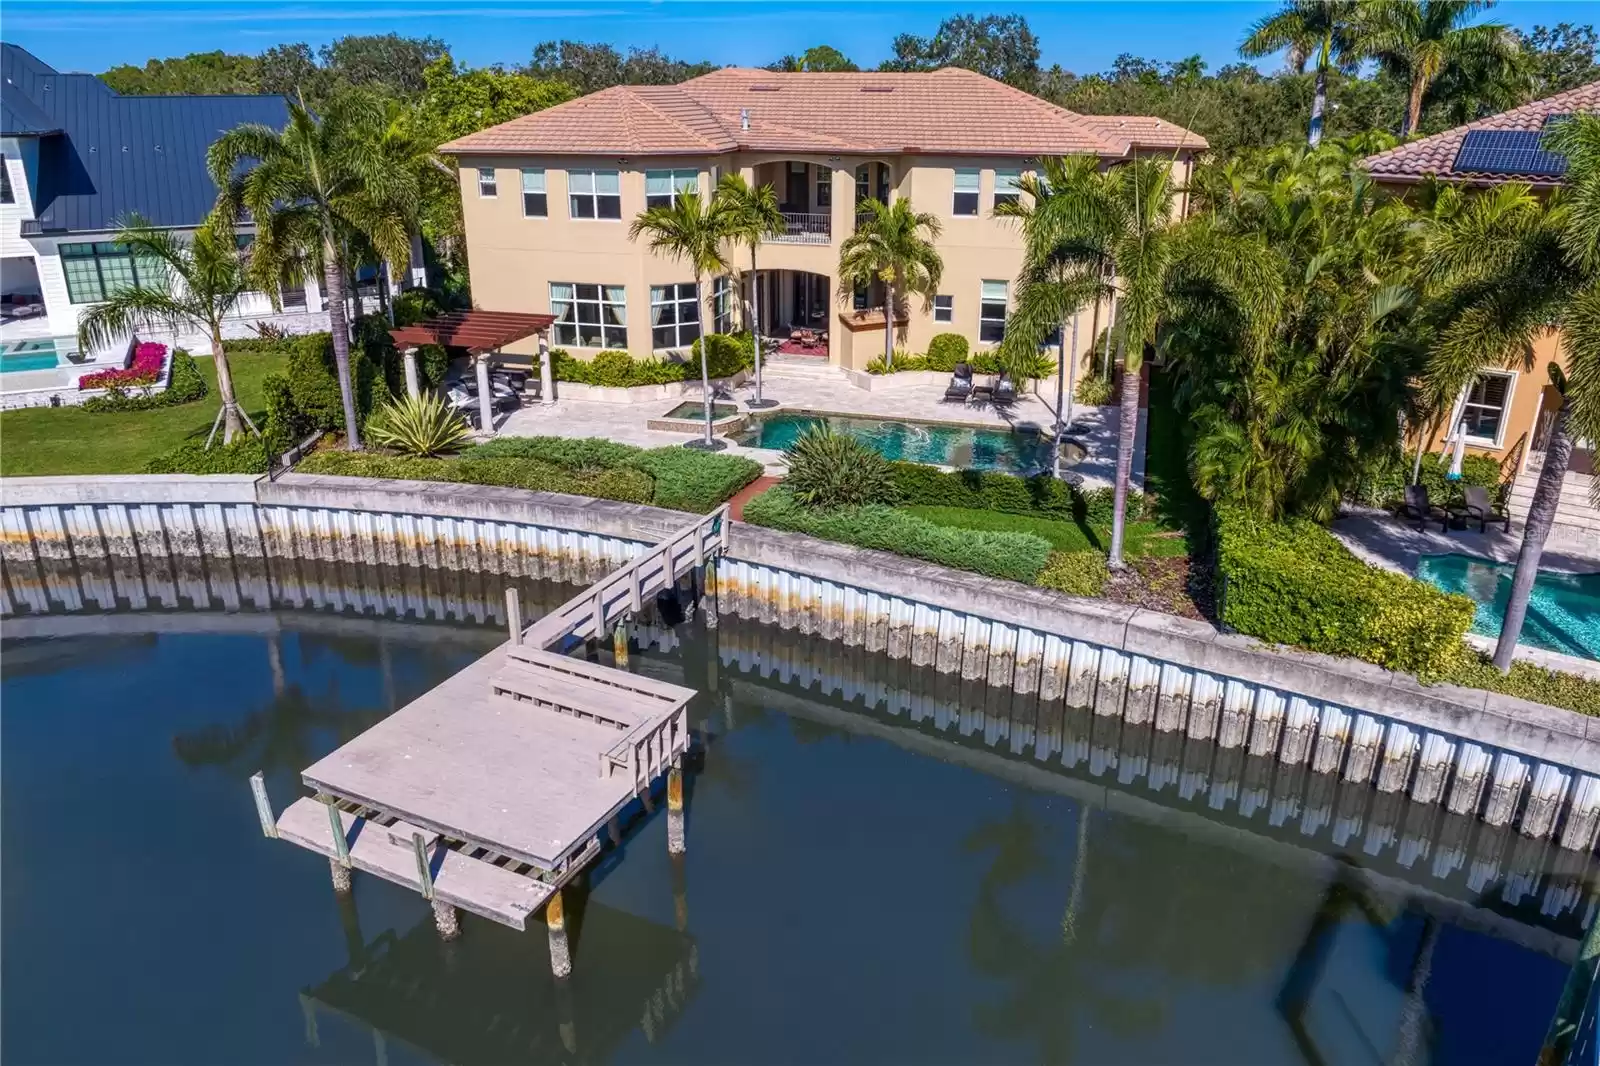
[366,394,472,457]
[784,425,898,509]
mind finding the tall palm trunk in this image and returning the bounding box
[1403,76,1427,138]
[749,250,765,405]
[1108,362,1141,570]
[1493,402,1574,671]
[1308,66,1329,147]
[323,245,363,451]
[883,282,896,369]
[695,274,713,447]
[210,325,248,444]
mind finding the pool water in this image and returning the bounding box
[738,411,1052,472]
[0,338,65,373]
[1418,553,1600,660]
[662,402,740,421]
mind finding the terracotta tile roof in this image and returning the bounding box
[1362,79,1600,185]
[440,67,1206,158]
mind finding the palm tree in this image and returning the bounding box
[836,197,943,371]
[369,98,454,322]
[1359,0,1523,137]
[76,212,259,444]
[208,91,416,450]
[1421,114,1600,671]
[1240,0,1363,147]
[713,173,785,406]
[629,189,732,449]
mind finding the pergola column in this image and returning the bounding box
[539,334,555,407]
[402,346,420,398]
[475,353,495,434]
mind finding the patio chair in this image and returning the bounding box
[1453,485,1511,534]
[1398,485,1450,533]
[943,363,974,403]
[992,372,1018,407]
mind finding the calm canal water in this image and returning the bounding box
[0,572,1580,1065]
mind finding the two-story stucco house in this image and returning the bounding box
[0,43,331,373]
[440,67,1204,373]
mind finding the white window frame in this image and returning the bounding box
[953,168,980,217]
[646,169,700,210]
[568,168,622,220]
[993,168,1022,209]
[934,294,953,323]
[650,282,702,351]
[551,282,628,349]
[979,281,1007,343]
[520,168,546,218]
[477,166,497,198]
[1451,370,1517,448]
[712,276,734,335]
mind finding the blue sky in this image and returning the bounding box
[2,0,1584,76]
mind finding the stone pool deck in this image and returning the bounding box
[496,366,1143,490]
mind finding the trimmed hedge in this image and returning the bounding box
[1037,550,1110,596]
[82,349,209,413]
[296,452,655,504]
[144,436,271,474]
[1352,451,1504,510]
[889,463,1146,526]
[464,435,761,513]
[1215,506,1474,680]
[550,332,754,388]
[742,485,1052,583]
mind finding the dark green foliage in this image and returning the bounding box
[784,425,898,508]
[286,332,388,432]
[547,336,753,388]
[1214,506,1475,680]
[354,313,405,399]
[742,485,1052,584]
[461,435,761,512]
[691,331,755,379]
[260,372,308,454]
[143,436,271,474]
[866,346,1047,377]
[416,343,451,390]
[82,350,209,413]
[393,289,441,327]
[1080,486,1147,527]
[296,452,655,504]
[222,337,298,355]
[1074,375,1115,407]
[1443,651,1600,716]
[1351,451,1505,510]
[889,462,1077,517]
[923,333,970,371]
[1036,550,1110,596]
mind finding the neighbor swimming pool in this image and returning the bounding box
[1417,553,1600,661]
[735,411,1054,473]
[0,338,67,373]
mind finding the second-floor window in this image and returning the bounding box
[651,283,702,350]
[551,282,627,348]
[817,171,832,208]
[0,157,13,205]
[569,169,622,220]
[994,169,1021,209]
[61,241,165,304]
[521,169,546,217]
[953,169,979,216]
[934,295,953,323]
[477,167,497,198]
[646,169,699,210]
[1455,371,1514,445]
[712,276,734,334]
[979,280,1008,342]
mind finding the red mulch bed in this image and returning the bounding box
[728,476,780,521]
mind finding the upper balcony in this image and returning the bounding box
[769,210,831,245]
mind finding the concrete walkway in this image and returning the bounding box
[495,367,1144,490]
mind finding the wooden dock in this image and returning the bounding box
[252,506,727,973]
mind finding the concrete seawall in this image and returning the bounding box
[3,472,1597,855]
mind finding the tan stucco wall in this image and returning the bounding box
[1417,328,1570,470]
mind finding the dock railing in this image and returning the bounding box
[522,504,730,649]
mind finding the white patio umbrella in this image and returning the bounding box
[1447,421,1467,480]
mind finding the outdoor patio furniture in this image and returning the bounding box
[992,373,1018,407]
[1398,485,1450,533]
[1453,485,1511,534]
[943,363,973,403]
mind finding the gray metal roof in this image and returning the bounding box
[1,43,289,235]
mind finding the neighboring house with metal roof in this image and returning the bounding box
[1361,80,1599,543]
[440,66,1205,371]
[0,42,330,364]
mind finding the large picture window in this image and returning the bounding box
[569,169,621,220]
[953,169,979,216]
[60,241,165,304]
[645,169,699,210]
[651,283,702,350]
[1456,371,1515,445]
[993,169,1022,209]
[979,280,1008,343]
[551,282,627,348]
[520,169,546,217]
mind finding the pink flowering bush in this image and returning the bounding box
[80,342,167,390]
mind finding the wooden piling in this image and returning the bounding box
[547,890,572,978]
[432,899,460,941]
[667,761,685,855]
[613,617,630,669]
[249,772,277,838]
[505,587,523,645]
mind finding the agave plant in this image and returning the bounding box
[365,394,472,457]
[783,425,898,509]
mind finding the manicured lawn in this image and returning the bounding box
[903,504,1187,558]
[0,351,285,476]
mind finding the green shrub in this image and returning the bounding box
[865,352,929,374]
[468,435,642,468]
[1075,375,1115,407]
[1081,486,1147,527]
[394,289,441,327]
[1215,506,1474,680]
[144,436,271,474]
[785,425,898,508]
[925,333,970,371]
[461,435,762,512]
[366,394,472,457]
[287,332,388,432]
[261,372,309,454]
[82,349,209,413]
[296,452,655,504]
[742,485,1052,583]
[692,331,755,379]
[223,337,298,356]
[1351,451,1504,510]
[1443,652,1600,716]
[1037,550,1110,596]
[416,343,451,390]
[890,463,1077,517]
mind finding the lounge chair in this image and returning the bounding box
[1398,485,1450,532]
[943,362,974,403]
[992,372,1018,407]
[1454,485,1511,534]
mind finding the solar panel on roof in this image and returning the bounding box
[1453,128,1568,178]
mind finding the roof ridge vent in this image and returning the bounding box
[860,86,895,93]
[749,84,781,92]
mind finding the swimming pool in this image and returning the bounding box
[1417,553,1600,661]
[0,338,66,373]
[735,411,1054,473]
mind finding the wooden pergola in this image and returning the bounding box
[390,310,558,433]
